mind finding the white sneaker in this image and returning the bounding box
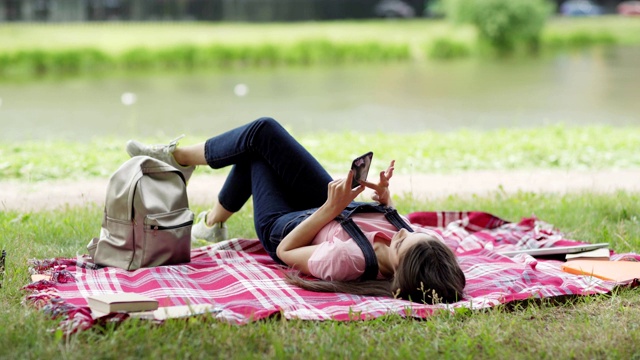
[126,135,195,182]
[191,211,228,243]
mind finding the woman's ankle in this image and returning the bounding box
[206,199,234,226]
[205,212,217,227]
[205,211,231,227]
[175,143,208,166]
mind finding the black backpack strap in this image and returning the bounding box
[338,216,379,281]
[383,208,414,233]
[335,203,414,281]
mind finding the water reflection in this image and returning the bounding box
[0,46,638,141]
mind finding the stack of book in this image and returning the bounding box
[87,293,221,320]
[565,247,610,261]
[562,246,640,283]
[87,293,159,318]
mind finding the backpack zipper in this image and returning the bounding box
[150,220,193,231]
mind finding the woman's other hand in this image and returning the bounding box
[360,160,395,206]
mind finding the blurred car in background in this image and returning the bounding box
[617,1,640,16]
[560,0,602,16]
[374,0,416,18]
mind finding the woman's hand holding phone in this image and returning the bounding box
[325,171,366,215]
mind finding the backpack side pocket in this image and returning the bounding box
[94,216,135,269]
[142,208,193,267]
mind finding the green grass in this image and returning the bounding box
[0,17,639,78]
[2,191,640,358]
[2,124,639,182]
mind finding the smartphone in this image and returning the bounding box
[350,151,373,188]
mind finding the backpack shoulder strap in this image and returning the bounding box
[336,203,414,281]
[382,208,414,232]
[338,217,379,281]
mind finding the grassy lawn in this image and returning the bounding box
[1,191,640,358]
[2,125,640,182]
[4,131,638,357]
[2,126,639,357]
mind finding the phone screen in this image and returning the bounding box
[351,151,373,188]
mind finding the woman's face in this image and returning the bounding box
[389,229,431,270]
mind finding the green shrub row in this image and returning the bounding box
[0,31,622,78]
[0,40,410,78]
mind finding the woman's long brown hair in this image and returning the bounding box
[285,238,466,304]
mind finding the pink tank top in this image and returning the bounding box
[307,212,413,281]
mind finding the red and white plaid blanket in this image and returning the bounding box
[23,212,638,334]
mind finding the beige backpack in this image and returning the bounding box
[87,156,193,270]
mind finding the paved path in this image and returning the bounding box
[2,169,639,212]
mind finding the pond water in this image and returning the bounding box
[0,46,638,141]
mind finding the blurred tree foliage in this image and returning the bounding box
[440,0,555,53]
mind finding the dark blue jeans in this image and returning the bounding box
[204,117,333,262]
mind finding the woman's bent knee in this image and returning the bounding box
[253,117,282,131]
[249,117,288,140]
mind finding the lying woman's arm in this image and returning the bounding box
[276,172,364,274]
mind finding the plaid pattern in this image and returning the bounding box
[23,212,638,334]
